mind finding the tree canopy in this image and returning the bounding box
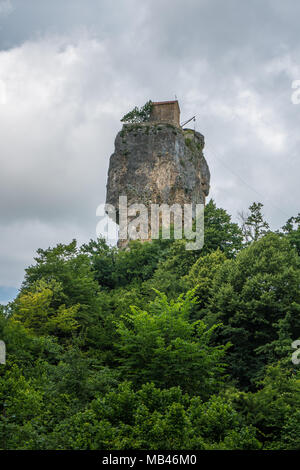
[1,200,299,450]
[121,100,153,124]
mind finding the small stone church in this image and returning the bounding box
[149,100,181,127]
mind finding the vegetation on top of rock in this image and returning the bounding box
[121,100,153,123]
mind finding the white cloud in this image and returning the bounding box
[0,35,144,224]
[0,36,121,285]
[0,33,153,287]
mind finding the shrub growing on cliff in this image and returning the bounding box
[121,100,153,123]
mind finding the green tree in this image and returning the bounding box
[46,382,261,450]
[239,365,300,449]
[20,240,102,346]
[116,291,229,397]
[238,202,270,245]
[281,213,300,256]
[204,200,243,257]
[121,100,153,123]
[205,233,300,387]
[185,249,227,318]
[145,201,243,300]
[13,279,79,338]
[81,238,117,289]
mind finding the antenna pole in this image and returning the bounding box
[181,116,196,127]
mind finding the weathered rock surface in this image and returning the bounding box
[106,122,210,216]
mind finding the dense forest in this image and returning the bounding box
[0,200,300,450]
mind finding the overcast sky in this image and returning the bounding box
[0,0,300,302]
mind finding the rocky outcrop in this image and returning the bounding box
[105,121,210,244]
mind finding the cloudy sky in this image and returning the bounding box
[0,0,300,302]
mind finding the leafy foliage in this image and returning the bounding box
[203,233,300,387]
[1,200,300,449]
[121,100,153,123]
[239,202,270,244]
[116,291,228,396]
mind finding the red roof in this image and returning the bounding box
[152,100,179,105]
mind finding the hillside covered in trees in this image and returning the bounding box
[0,200,300,450]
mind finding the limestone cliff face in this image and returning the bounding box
[106,122,210,219]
